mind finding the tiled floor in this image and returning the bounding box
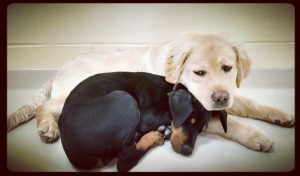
[7,87,294,172]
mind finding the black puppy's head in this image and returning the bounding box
[168,83,213,156]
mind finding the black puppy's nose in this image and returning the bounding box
[181,144,193,156]
[211,91,229,103]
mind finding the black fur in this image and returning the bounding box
[58,72,226,172]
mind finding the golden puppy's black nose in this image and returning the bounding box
[211,91,229,103]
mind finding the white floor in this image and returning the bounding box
[7,88,295,172]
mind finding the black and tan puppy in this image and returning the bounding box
[58,72,226,172]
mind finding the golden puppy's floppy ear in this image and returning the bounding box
[233,43,252,88]
[165,46,191,84]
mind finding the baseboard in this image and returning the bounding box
[240,68,294,89]
[7,68,294,90]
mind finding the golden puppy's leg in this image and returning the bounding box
[226,95,294,127]
[204,116,274,152]
[36,98,65,143]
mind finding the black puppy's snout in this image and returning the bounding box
[181,144,193,156]
[211,91,229,103]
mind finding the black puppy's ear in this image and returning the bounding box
[168,90,193,128]
[219,111,227,133]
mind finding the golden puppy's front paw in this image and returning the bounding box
[273,114,295,127]
[241,128,274,152]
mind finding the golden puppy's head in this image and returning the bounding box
[165,33,251,110]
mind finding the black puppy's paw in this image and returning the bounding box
[157,125,172,140]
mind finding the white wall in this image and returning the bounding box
[7,3,294,70]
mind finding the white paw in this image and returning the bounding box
[37,119,60,143]
[240,128,274,152]
[273,114,295,127]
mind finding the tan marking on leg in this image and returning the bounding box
[136,131,164,151]
[95,158,104,168]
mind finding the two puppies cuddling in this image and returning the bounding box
[58,72,227,172]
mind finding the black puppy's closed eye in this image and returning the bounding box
[222,65,232,72]
[193,70,206,76]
